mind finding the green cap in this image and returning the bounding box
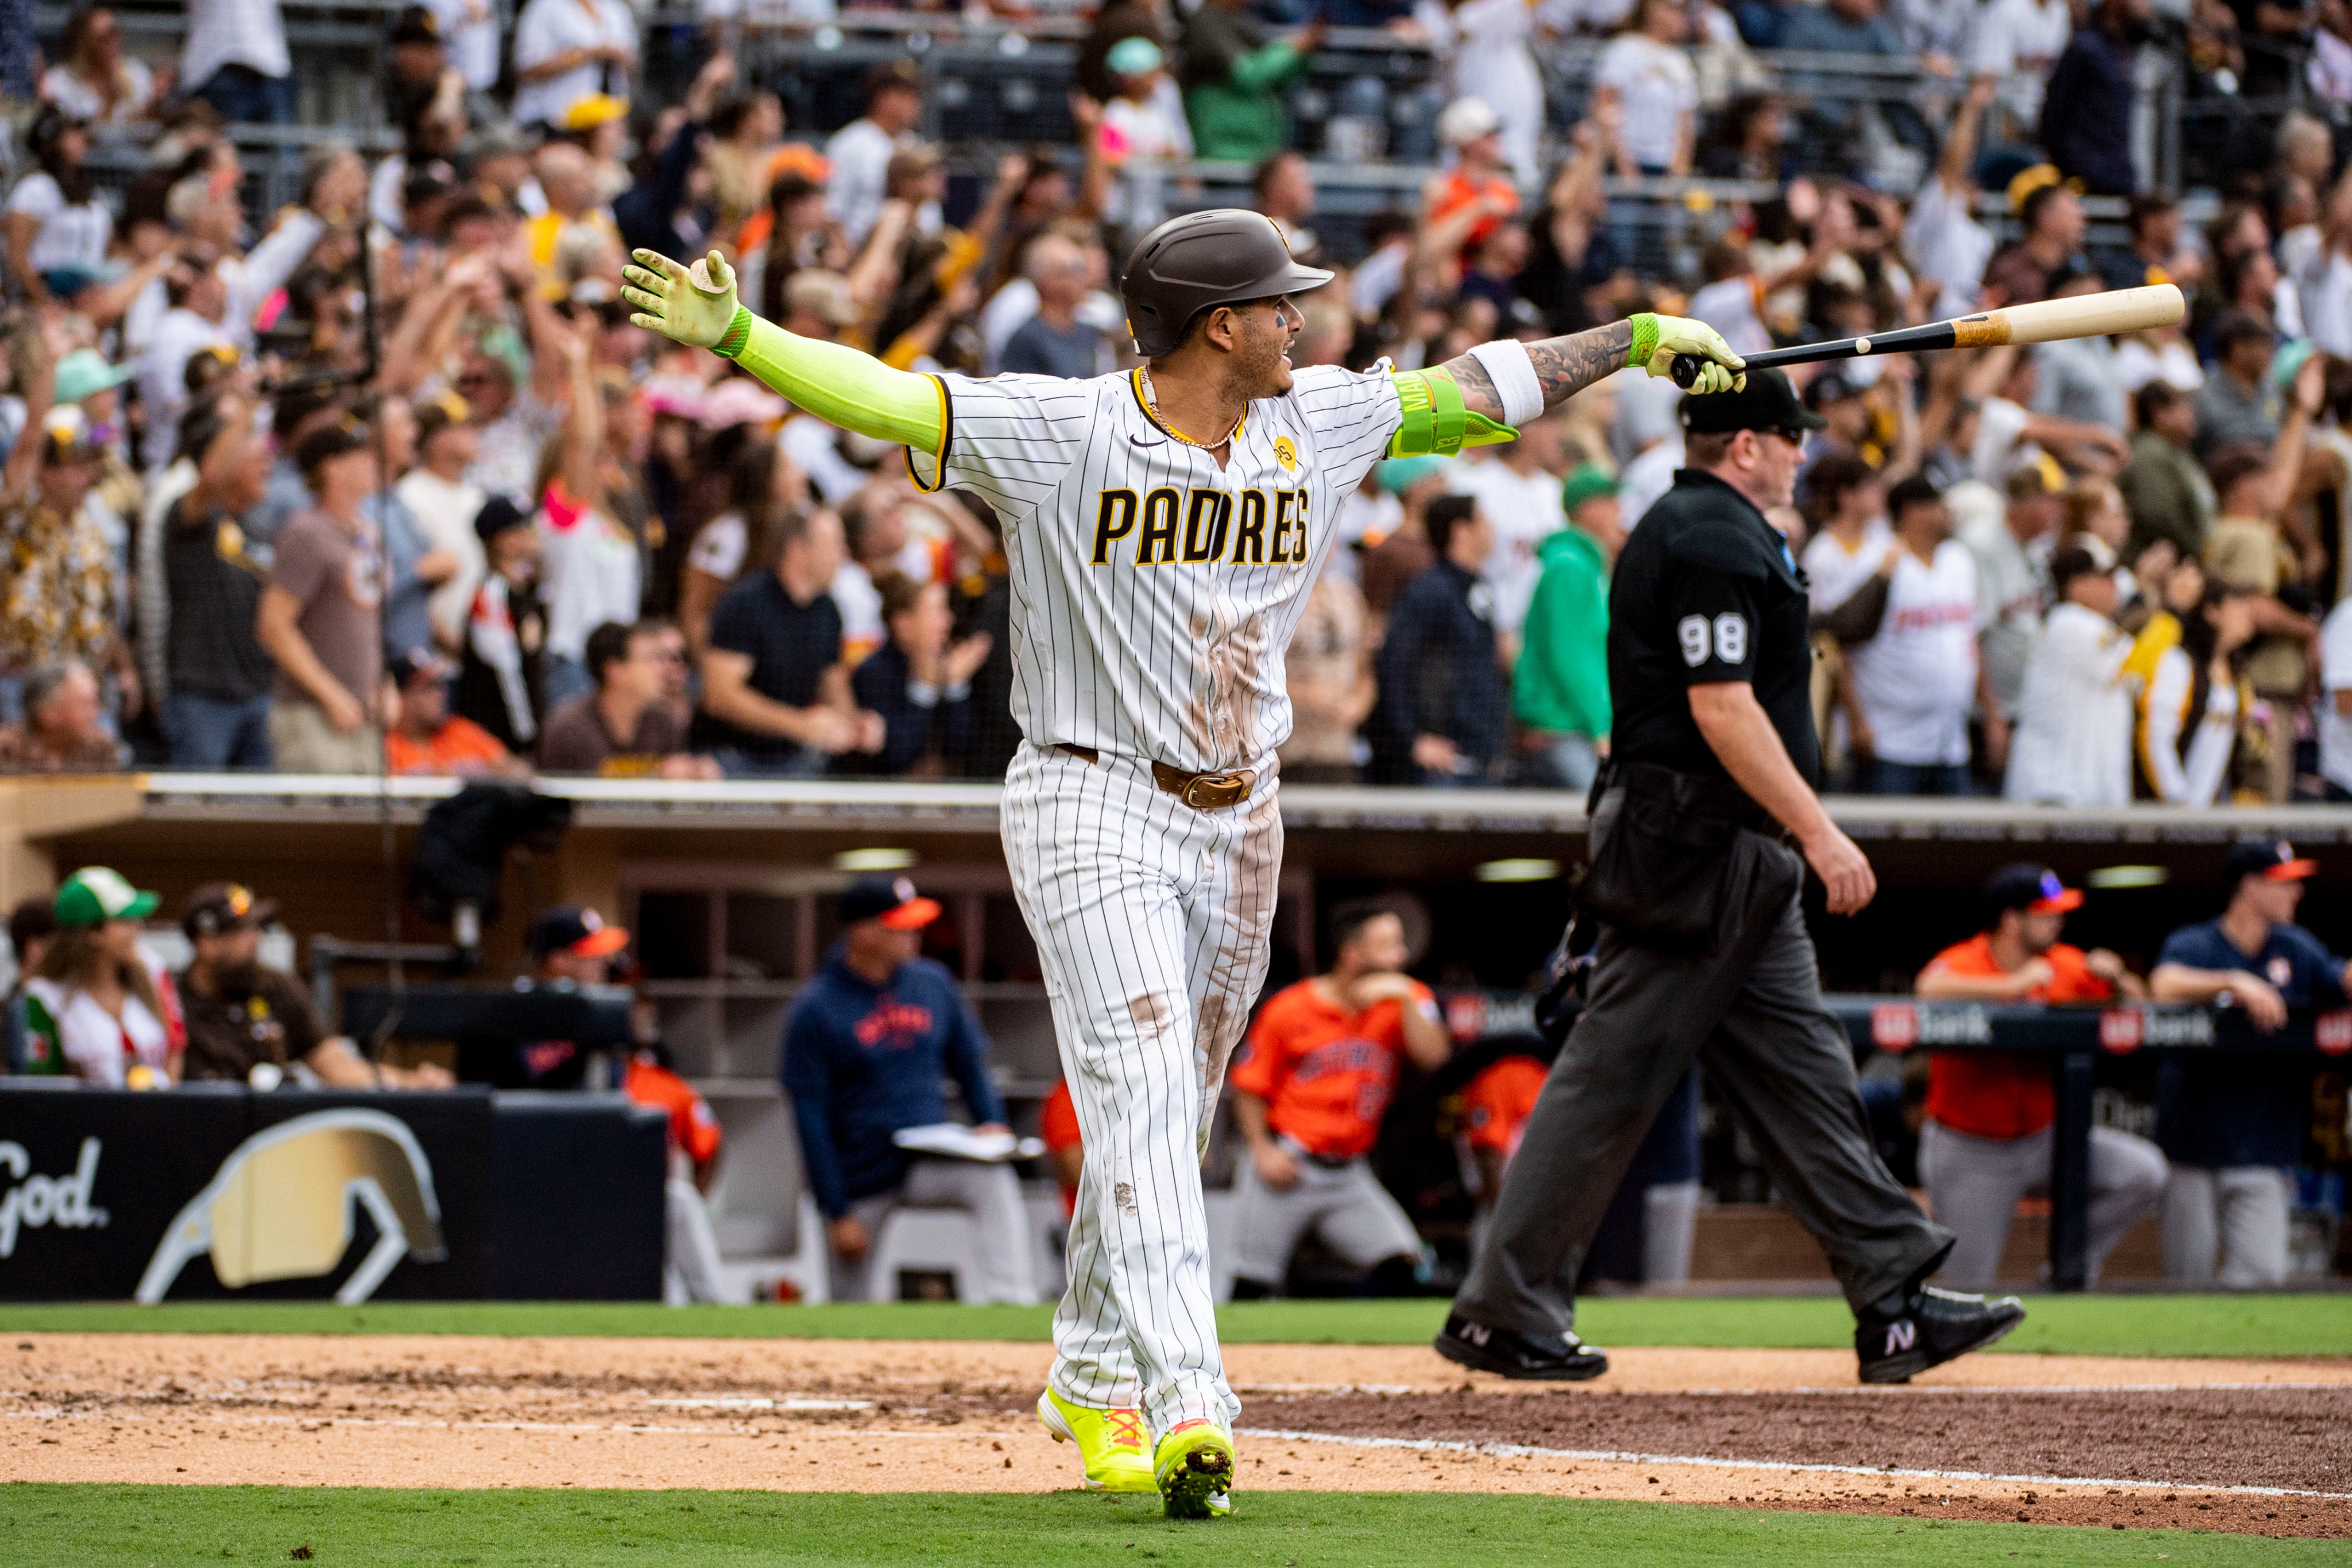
[1379,454,1453,493]
[54,866,160,928]
[53,349,133,407]
[1561,461,1618,516]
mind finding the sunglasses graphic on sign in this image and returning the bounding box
[136,1109,446,1305]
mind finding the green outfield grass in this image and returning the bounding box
[1,1486,2329,1567]
[1,1293,2346,1358]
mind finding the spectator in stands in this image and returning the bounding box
[4,107,110,305]
[999,234,1113,381]
[677,429,794,660]
[18,868,180,1085]
[182,0,293,125]
[510,0,636,134]
[825,62,924,247]
[2121,381,2215,560]
[2195,312,2285,458]
[1970,0,2071,143]
[2004,547,2134,805]
[0,660,119,774]
[4,898,59,1074]
[2030,274,2129,433]
[701,505,879,779]
[1982,177,2088,308]
[1842,476,1997,793]
[1281,545,1376,785]
[538,346,647,710]
[2138,579,2256,803]
[1255,151,1320,261]
[396,393,487,651]
[539,619,713,778]
[258,420,386,775]
[385,648,525,778]
[1181,0,1321,162]
[2037,0,2145,195]
[1777,0,1903,54]
[1593,0,1700,179]
[2150,841,2349,1287]
[2202,357,2324,800]
[1514,464,1622,791]
[40,7,163,127]
[2322,590,2352,798]
[138,153,362,470]
[1914,865,2163,1291]
[161,398,276,769]
[1372,494,1506,787]
[1962,466,2063,731]
[780,875,1038,1304]
[1226,901,1448,1299]
[177,882,452,1086]
[3,406,132,718]
[454,497,548,756]
[371,398,458,669]
[850,575,991,779]
[1446,416,1569,641]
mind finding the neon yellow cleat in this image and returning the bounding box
[1036,1389,1155,1493]
[1152,1419,1235,1519]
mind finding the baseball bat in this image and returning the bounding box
[1667,283,2185,389]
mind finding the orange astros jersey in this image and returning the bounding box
[1228,977,1439,1161]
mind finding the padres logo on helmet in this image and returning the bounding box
[1119,210,1334,358]
[137,1109,447,1305]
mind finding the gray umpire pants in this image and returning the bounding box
[1454,807,1952,1339]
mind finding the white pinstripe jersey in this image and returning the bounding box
[909,364,1403,774]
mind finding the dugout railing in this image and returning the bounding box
[1831,998,2349,1291]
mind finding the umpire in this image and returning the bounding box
[1434,371,2025,1387]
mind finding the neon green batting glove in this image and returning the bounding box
[1627,312,1748,395]
[622,248,746,354]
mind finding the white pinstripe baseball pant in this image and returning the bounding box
[1001,740,1282,1436]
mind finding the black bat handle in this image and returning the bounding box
[1666,321,1966,389]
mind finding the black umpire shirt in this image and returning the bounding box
[1607,468,1819,787]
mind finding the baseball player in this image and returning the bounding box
[621,212,1745,1518]
[1224,900,1450,1299]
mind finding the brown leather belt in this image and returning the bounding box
[1055,744,1256,811]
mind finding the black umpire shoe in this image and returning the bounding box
[1854,1285,2027,1384]
[1432,1314,1610,1381]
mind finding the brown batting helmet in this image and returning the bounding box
[1120,210,1334,358]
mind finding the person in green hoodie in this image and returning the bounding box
[1515,463,1625,789]
[1179,0,1322,163]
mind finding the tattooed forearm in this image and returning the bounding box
[1438,320,1633,423]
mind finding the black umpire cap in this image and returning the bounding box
[1121,210,1333,358]
[1679,369,1828,437]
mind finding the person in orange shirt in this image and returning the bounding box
[1914,862,2168,1291]
[385,649,531,778]
[1039,1077,1083,1221]
[1225,901,1450,1298]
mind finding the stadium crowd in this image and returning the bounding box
[5,0,2352,797]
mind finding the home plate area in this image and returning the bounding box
[5,1335,2347,1539]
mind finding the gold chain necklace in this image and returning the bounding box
[1139,369,1240,451]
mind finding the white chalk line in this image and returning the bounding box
[1235,1425,2352,1502]
[2,1408,1014,1440]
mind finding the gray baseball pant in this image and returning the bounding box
[827,1159,1041,1304]
[1917,1119,2169,1291]
[1227,1140,1421,1288]
[1454,822,1952,1338]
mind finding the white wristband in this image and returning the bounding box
[1466,339,1545,426]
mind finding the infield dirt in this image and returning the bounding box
[5,1335,2346,1540]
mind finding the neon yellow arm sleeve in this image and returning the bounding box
[718,307,945,456]
[1386,365,1518,458]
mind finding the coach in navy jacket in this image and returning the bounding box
[780,875,1037,1301]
